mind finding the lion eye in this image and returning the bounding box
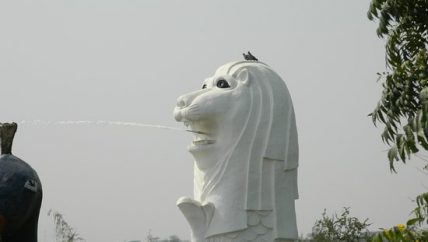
[202,84,207,89]
[216,79,230,88]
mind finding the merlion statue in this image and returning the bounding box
[0,123,43,242]
[173,60,299,242]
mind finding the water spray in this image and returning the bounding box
[18,120,207,134]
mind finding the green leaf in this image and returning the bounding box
[407,217,422,226]
[388,145,398,163]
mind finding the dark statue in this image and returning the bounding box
[0,123,42,242]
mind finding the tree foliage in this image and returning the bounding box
[145,231,188,242]
[368,1,428,241]
[373,191,428,241]
[310,207,371,242]
[371,224,428,242]
[368,0,428,171]
[409,192,428,226]
[48,210,85,242]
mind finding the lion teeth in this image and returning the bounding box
[188,130,209,135]
[193,140,215,145]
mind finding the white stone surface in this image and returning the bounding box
[174,61,299,242]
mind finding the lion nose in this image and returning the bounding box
[174,96,189,122]
[174,108,183,122]
[176,95,191,108]
[177,98,186,108]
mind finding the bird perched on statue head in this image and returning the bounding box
[243,51,258,61]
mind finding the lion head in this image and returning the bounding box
[174,61,299,241]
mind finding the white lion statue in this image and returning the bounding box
[173,61,299,242]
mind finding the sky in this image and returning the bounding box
[0,0,427,241]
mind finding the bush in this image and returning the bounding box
[311,207,372,242]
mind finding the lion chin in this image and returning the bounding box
[174,61,299,242]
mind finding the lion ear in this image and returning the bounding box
[235,68,250,85]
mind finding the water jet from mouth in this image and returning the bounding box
[18,120,192,133]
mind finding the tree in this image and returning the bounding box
[48,210,85,242]
[158,235,183,242]
[145,230,160,242]
[145,231,188,242]
[310,207,372,242]
[368,1,428,241]
[368,0,428,170]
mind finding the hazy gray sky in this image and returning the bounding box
[1,0,426,241]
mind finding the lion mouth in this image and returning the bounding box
[184,121,216,146]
